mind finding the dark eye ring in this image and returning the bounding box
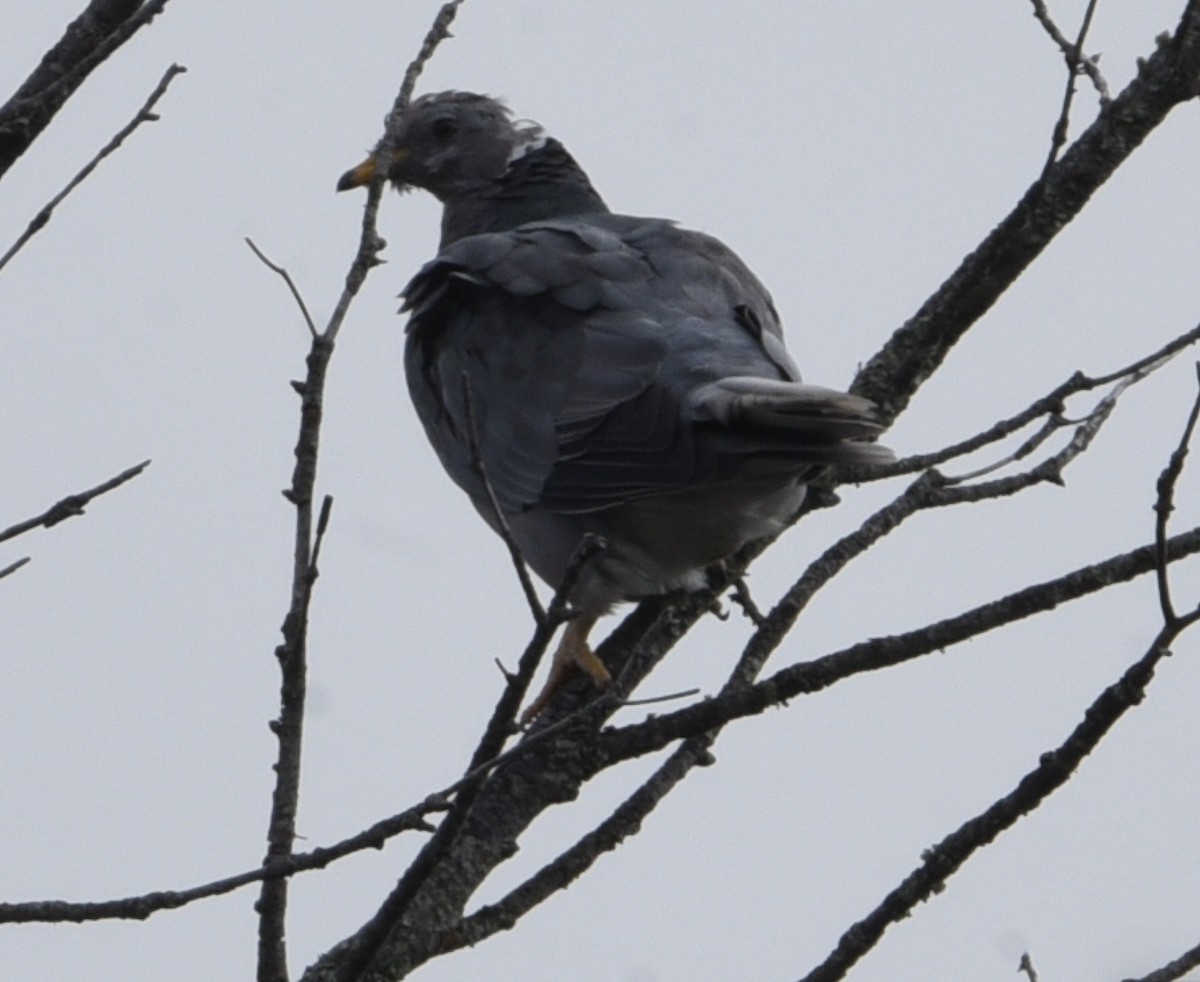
[431,117,458,139]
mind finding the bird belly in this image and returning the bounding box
[507,476,806,615]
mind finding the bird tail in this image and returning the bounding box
[691,378,894,466]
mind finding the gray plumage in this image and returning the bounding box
[340,90,891,659]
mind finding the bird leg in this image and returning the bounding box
[520,612,609,724]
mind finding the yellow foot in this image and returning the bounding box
[520,613,609,724]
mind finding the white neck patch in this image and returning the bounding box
[506,120,548,165]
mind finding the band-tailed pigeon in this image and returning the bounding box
[339,91,892,719]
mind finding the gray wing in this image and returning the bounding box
[401,214,885,520]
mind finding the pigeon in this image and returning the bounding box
[338,91,892,719]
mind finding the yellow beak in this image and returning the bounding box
[336,147,411,191]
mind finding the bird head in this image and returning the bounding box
[337,91,546,200]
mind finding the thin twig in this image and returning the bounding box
[393,0,467,120]
[799,624,1191,981]
[0,798,442,926]
[1038,0,1103,181]
[848,4,1200,423]
[252,11,471,976]
[245,238,319,338]
[940,365,1138,486]
[796,386,1200,979]
[729,577,767,627]
[405,367,1188,957]
[256,375,341,980]
[731,369,1133,692]
[1122,937,1200,982]
[0,557,31,580]
[863,322,1200,483]
[460,373,545,625]
[474,535,606,755]
[0,64,186,274]
[595,522,1200,767]
[436,377,1140,945]
[1154,364,1200,625]
[0,0,176,181]
[322,1,468,350]
[0,460,151,546]
[1029,0,1111,104]
[622,687,701,707]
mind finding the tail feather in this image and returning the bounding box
[691,377,895,465]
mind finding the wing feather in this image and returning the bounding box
[402,214,889,521]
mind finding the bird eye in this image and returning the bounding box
[430,117,458,139]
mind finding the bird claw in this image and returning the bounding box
[520,613,607,724]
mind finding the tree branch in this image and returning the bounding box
[595,524,1200,765]
[1153,364,1200,624]
[1123,939,1200,982]
[0,459,150,546]
[1037,0,1103,180]
[800,620,1186,982]
[257,5,470,980]
[0,0,174,180]
[863,320,1200,482]
[850,3,1200,422]
[0,557,32,580]
[459,374,546,626]
[1028,0,1112,103]
[295,8,1200,981]
[0,63,184,274]
[0,795,440,925]
[433,734,717,957]
[245,238,319,339]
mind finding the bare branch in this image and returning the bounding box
[1029,0,1112,104]
[0,797,441,926]
[245,238,319,339]
[393,0,467,115]
[469,534,607,758]
[863,321,1200,482]
[1154,364,1200,624]
[804,375,1200,978]
[729,577,767,627]
[255,15,473,958]
[298,10,1200,982]
[0,0,175,180]
[250,22,467,961]
[265,8,469,981]
[460,373,545,625]
[851,4,1200,422]
[1122,938,1200,982]
[0,63,185,274]
[257,334,334,977]
[1038,0,1103,181]
[433,734,717,957]
[361,364,1192,965]
[258,357,338,969]
[312,540,613,982]
[0,557,31,580]
[251,0,464,937]
[0,459,150,546]
[323,0,467,347]
[800,621,1185,982]
[718,373,1133,700]
[596,524,1200,765]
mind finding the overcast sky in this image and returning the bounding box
[4,2,1200,980]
